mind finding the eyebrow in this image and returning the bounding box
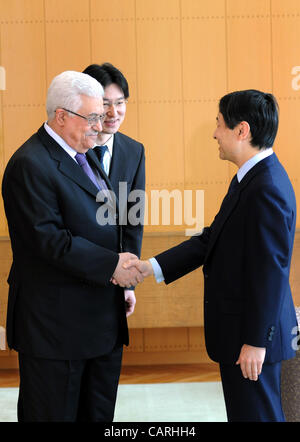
[103,96,125,101]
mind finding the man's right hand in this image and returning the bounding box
[112,253,144,288]
[123,258,154,278]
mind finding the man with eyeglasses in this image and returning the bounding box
[2,70,143,421]
[83,63,146,320]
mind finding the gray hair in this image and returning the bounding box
[46,70,104,120]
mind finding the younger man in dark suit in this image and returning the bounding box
[83,63,145,318]
[122,90,298,422]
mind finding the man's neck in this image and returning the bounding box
[234,145,262,169]
[97,133,114,145]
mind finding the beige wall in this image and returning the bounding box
[0,0,300,365]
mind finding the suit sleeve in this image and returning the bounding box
[155,227,211,284]
[242,184,295,348]
[2,155,119,287]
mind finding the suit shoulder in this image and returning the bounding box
[115,132,144,151]
[5,131,44,166]
[245,164,296,212]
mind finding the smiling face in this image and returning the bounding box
[59,95,104,153]
[101,83,127,136]
[213,112,239,163]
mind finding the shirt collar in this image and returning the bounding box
[44,122,78,160]
[237,148,274,182]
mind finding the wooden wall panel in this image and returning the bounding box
[184,101,228,182]
[45,22,91,82]
[181,16,227,101]
[226,0,272,91]
[129,233,204,328]
[140,103,184,188]
[1,23,46,106]
[227,0,270,15]
[1,0,300,367]
[91,21,137,93]
[272,15,300,97]
[136,22,182,103]
[2,107,46,164]
[0,0,44,22]
[45,0,90,20]
[90,0,135,20]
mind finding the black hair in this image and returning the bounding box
[83,63,129,98]
[219,89,279,149]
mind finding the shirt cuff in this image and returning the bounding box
[149,257,165,283]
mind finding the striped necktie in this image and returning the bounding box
[93,145,108,173]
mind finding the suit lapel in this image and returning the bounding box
[109,133,129,194]
[38,126,100,197]
[205,183,241,260]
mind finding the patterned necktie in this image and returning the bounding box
[75,153,100,190]
[93,145,108,172]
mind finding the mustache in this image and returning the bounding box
[85,131,99,136]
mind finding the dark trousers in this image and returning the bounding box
[17,346,123,422]
[220,361,285,422]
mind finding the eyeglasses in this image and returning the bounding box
[62,108,106,126]
[103,98,128,109]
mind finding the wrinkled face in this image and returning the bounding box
[61,95,104,153]
[102,83,127,134]
[213,112,238,162]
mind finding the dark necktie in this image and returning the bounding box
[93,145,108,172]
[75,153,101,190]
[228,174,239,195]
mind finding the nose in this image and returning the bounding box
[107,104,118,117]
[93,119,103,132]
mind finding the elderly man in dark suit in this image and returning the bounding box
[124,90,298,422]
[83,63,145,318]
[2,70,143,422]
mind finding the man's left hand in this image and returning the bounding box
[236,344,266,381]
[124,290,136,317]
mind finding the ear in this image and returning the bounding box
[237,121,251,141]
[55,108,66,127]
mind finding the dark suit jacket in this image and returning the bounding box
[96,131,145,258]
[1,126,144,360]
[155,154,297,364]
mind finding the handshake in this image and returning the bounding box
[111,252,154,288]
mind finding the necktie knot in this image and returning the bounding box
[75,152,101,190]
[75,152,87,166]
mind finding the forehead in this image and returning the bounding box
[104,83,124,99]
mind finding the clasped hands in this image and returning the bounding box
[111,252,153,288]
